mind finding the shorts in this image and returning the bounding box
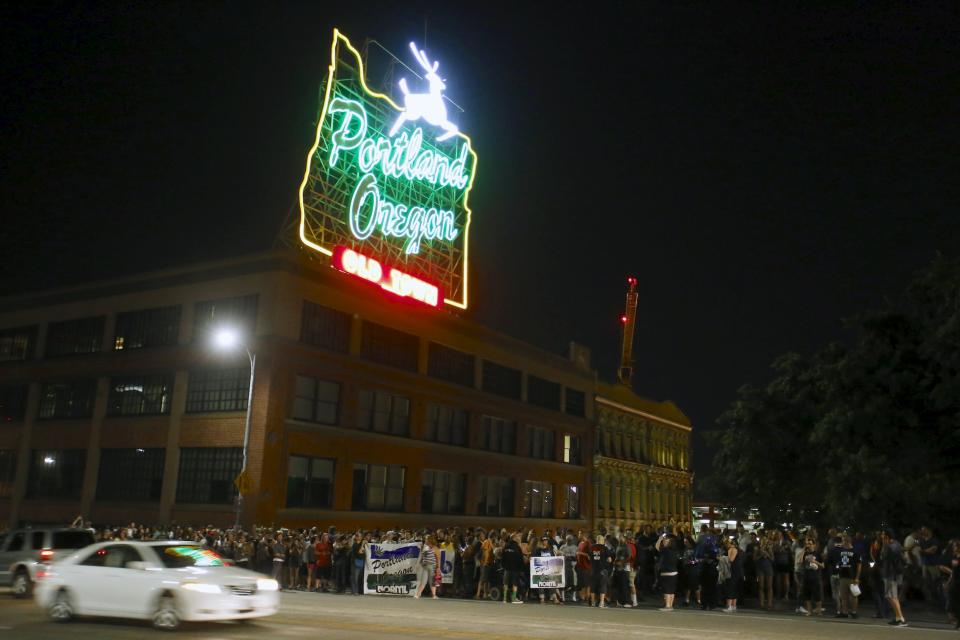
[317,565,332,579]
[307,562,317,572]
[883,578,900,600]
[801,574,822,601]
[577,567,591,589]
[660,574,677,595]
[503,570,522,589]
[591,570,609,594]
[480,564,494,584]
[756,558,774,577]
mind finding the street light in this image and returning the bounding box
[211,326,256,530]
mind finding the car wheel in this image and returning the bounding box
[12,569,32,599]
[49,589,74,623]
[152,594,180,631]
[488,585,501,601]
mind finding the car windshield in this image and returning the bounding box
[53,531,95,549]
[156,545,227,568]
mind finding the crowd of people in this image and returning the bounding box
[48,518,960,629]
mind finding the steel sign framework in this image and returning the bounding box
[298,29,478,310]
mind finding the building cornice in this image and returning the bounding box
[596,397,691,431]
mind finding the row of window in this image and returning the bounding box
[1,374,584,464]
[286,454,582,519]
[0,447,241,504]
[0,297,588,418]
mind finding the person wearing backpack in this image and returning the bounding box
[881,529,908,627]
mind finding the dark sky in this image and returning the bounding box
[2,2,958,479]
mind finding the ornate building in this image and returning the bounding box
[592,381,692,531]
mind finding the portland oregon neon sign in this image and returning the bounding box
[298,30,477,309]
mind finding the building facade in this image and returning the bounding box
[0,250,594,531]
[591,382,693,531]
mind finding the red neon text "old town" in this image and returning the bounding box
[332,246,442,307]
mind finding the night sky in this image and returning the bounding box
[2,2,958,481]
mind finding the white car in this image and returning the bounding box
[34,540,279,630]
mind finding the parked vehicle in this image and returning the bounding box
[0,527,95,598]
[35,540,279,630]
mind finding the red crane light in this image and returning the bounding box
[620,314,628,324]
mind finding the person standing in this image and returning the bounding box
[835,534,861,618]
[724,539,744,612]
[350,532,366,596]
[755,531,775,610]
[656,534,679,611]
[576,531,593,604]
[559,534,579,603]
[590,535,613,608]
[800,538,824,616]
[501,533,526,604]
[534,536,562,604]
[881,530,908,627]
[414,535,440,599]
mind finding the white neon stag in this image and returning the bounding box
[389,42,459,142]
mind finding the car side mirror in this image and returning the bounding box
[126,561,150,571]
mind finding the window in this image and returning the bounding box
[527,426,555,461]
[357,390,409,436]
[27,449,86,499]
[45,316,105,357]
[292,376,340,424]
[481,361,521,400]
[176,447,242,504]
[0,385,27,422]
[300,301,350,353]
[559,484,581,519]
[97,449,165,501]
[522,480,554,518]
[425,404,468,446]
[107,374,173,416]
[527,376,561,411]
[286,455,334,508]
[565,389,586,417]
[360,322,418,371]
[193,295,258,342]
[562,434,582,465]
[351,463,405,511]
[0,450,16,498]
[185,367,249,413]
[427,343,475,387]
[481,415,516,454]
[477,476,514,517]
[6,531,25,552]
[0,325,36,361]
[113,306,181,350]
[38,381,96,419]
[421,469,465,514]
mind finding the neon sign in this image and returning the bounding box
[333,245,441,307]
[298,30,477,310]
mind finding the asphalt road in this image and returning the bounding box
[2,590,957,639]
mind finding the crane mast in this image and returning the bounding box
[618,276,638,386]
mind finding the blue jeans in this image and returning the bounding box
[351,564,364,594]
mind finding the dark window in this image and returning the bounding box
[522,480,554,518]
[559,484,581,519]
[425,404,468,446]
[52,530,95,549]
[562,434,582,465]
[565,389,586,417]
[360,322,418,371]
[97,448,165,501]
[527,376,561,411]
[427,343,475,387]
[176,447,242,504]
[0,385,28,422]
[357,390,409,436]
[527,426,555,461]
[0,325,36,361]
[351,463,405,511]
[482,415,516,454]
[45,316,105,357]
[6,532,25,552]
[27,449,86,499]
[114,306,181,350]
[300,301,350,353]
[481,361,521,400]
[421,469,466,514]
[477,476,514,517]
[107,374,173,416]
[0,450,16,498]
[185,367,249,413]
[193,295,258,342]
[286,455,334,508]
[38,381,96,419]
[291,376,340,424]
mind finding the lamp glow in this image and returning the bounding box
[212,328,241,351]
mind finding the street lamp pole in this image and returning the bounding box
[236,347,256,530]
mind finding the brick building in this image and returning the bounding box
[0,249,595,531]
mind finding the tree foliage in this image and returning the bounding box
[708,256,960,533]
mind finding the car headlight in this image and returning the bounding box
[256,578,279,591]
[182,583,222,594]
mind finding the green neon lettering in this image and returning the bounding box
[349,173,379,240]
[328,98,367,167]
